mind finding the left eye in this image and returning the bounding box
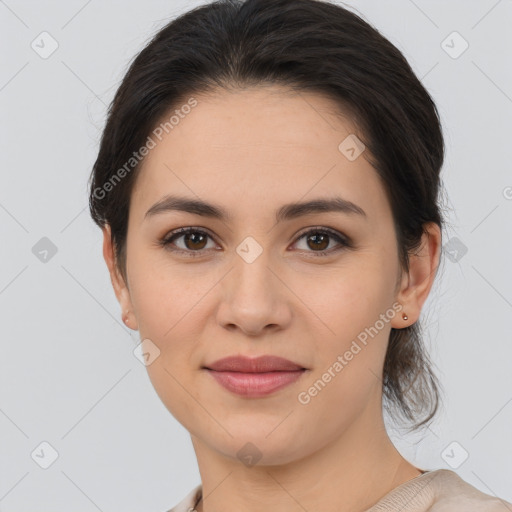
[160,226,350,257]
[293,228,349,256]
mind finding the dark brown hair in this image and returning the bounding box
[88,0,445,431]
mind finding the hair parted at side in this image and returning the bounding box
[88,0,445,432]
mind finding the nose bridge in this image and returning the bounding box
[232,234,275,301]
[215,233,291,335]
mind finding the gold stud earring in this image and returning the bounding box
[402,313,408,321]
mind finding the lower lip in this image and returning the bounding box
[205,369,306,397]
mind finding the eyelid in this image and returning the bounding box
[291,226,352,256]
[160,226,220,255]
[160,225,352,257]
[294,225,350,244]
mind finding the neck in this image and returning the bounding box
[190,398,422,512]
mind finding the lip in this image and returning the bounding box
[203,355,307,398]
[204,355,305,372]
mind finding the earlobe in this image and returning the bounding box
[392,222,442,329]
[122,310,137,331]
[102,224,138,330]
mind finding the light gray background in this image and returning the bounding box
[1,0,511,510]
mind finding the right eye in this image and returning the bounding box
[159,227,219,257]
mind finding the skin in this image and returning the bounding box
[102,85,441,512]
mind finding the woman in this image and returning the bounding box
[88,0,511,510]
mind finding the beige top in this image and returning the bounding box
[166,469,512,511]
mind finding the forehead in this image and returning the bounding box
[150,86,359,161]
[130,85,390,227]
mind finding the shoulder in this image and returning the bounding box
[165,484,202,512]
[367,469,512,511]
[427,469,511,511]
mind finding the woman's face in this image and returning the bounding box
[106,86,423,465]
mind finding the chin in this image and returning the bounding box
[197,423,312,467]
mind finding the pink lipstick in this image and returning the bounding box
[203,355,307,398]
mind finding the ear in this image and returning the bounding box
[391,222,442,329]
[102,224,138,331]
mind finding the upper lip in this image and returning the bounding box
[204,355,306,373]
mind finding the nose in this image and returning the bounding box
[215,247,293,337]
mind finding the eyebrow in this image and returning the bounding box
[144,194,367,223]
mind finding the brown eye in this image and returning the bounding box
[181,231,208,250]
[293,227,350,257]
[305,232,329,251]
[161,227,217,256]
[160,226,351,259]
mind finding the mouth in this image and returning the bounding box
[203,368,307,397]
[202,355,308,398]
[204,354,307,373]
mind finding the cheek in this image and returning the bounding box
[127,249,202,338]
[129,265,207,422]
[312,262,393,336]
[144,358,205,437]
[298,276,393,424]
[307,261,396,399]
[129,242,396,355]
[127,256,217,406]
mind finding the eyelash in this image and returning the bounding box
[159,226,352,258]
